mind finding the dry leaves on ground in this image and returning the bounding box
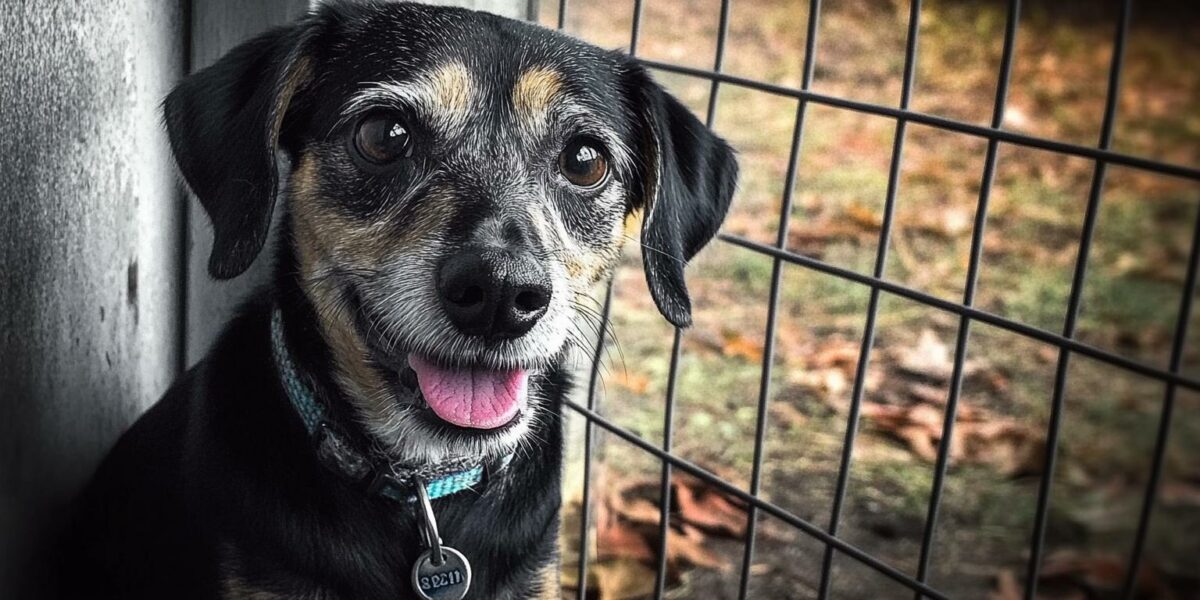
[989,551,1181,600]
[563,473,750,599]
[872,329,1043,475]
[861,401,1045,476]
[785,328,1045,476]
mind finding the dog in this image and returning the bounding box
[37,1,736,598]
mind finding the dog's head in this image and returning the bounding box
[165,1,736,463]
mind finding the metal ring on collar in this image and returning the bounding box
[414,477,445,566]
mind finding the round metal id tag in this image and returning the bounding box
[410,476,471,600]
[411,546,472,600]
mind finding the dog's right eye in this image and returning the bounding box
[353,114,413,164]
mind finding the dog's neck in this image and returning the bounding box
[271,305,505,502]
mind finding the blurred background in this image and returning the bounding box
[2,1,1197,599]
[543,1,1200,598]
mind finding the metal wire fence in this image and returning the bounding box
[554,0,1199,598]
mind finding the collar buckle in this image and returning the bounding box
[367,461,408,502]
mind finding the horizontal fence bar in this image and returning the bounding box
[717,233,1200,391]
[559,397,953,600]
[638,58,1200,184]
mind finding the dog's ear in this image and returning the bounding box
[628,68,738,328]
[163,24,313,279]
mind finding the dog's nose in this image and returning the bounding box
[437,248,552,339]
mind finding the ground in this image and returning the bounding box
[539,1,1200,598]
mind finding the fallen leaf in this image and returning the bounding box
[592,558,659,600]
[1037,551,1172,598]
[787,222,872,256]
[596,499,655,564]
[989,569,1022,600]
[910,205,974,238]
[612,370,651,395]
[906,382,947,405]
[810,338,861,372]
[769,401,809,429]
[1160,480,1200,507]
[674,475,748,538]
[788,367,849,411]
[721,330,764,363]
[862,400,1044,476]
[958,420,1045,477]
[574,471,751,599]
[892,328,985,382]
[894,328,954,381]
[845,201,884,230]
[670,523,728,571]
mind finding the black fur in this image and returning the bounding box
[35,2,736,598]
[163,24,310,280]
[38,253,565,599]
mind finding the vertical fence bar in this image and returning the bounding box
[911,1,1021,596]
[629,0,645,56]
[1023,2,1131,597]
[1119,202,1200,598]
[734,0,820,596]
[575,280,614,600]
[560,0,583,595]
[703,0,732,125]
[816,1,921,597]
[652,2,730,597]
[652,330,683,599]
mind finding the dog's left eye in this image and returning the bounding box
[558,138,608,188]
[353,114,413,164]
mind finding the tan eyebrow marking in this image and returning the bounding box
[512,67,564,123]
[429,61,473,115]
[340,61,475,136]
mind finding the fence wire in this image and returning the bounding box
[556,0,1195,598]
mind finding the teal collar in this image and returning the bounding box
[270,307,500,503]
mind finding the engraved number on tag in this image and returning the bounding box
[411,546,471,600]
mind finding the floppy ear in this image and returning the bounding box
[629,69,738,328]
[163,24,312,279]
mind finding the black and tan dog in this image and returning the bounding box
[40,1,736,598]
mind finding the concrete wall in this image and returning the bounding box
[0,0,186,583]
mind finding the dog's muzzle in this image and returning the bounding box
[386,246,552,431]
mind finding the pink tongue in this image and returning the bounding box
[407,355,528,429]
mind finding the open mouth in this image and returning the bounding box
[405,355,528,430]
[344,284,540,432]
